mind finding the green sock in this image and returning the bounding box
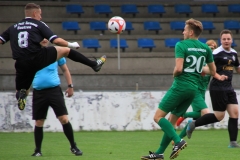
[183,111,201,119]
[155,133,171,154]
[179,124,188,138]
[158,118,181,144]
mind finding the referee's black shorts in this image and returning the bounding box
[15,46,57,90]
[210,90,238,111]
[32,85,68,120]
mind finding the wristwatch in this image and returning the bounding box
[68,84,73,88]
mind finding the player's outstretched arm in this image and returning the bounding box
[40,38,49,47]
[213,73,228,81]
[207,62,226,80]
[53,38,80,49]
[208,62,228,81]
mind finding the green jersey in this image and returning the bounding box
[174,39,214,88]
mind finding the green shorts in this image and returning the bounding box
[191,89,208,112]
[159,85,197,117]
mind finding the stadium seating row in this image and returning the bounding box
[66,4,240,17]
[81,38,237,52]
[83,38,155,52]
[62,20,240,35]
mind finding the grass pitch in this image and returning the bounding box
[0,130,239,160]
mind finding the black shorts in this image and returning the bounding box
[32,86,68,120]
[210,90,238,111]
[15,46,57,90]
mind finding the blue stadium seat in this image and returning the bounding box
[94,4,112,17]
[62,21,80,34]
[137,38,156,52]
[121,4,139,17]
[165,38,181,48]
[66,4,84,17]
[110,39,128,52]
[232,40,237,48]
[144,21,162,34]
[170,21,185,31]
[218,38,237,48]
[198,38,207,44]
[228,4,240,13]
[224,20,240,34]
[148,5,166,17]
[82,39,101,52]
[125,21,134,35]
[90,21,108,34]
[201,21,215,34]
[174,4,192,17]
[201,4,219,17]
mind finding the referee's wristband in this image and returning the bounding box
[68,84,73,88]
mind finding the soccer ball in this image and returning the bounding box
[108,16,126,34]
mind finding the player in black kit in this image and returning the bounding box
[0,3,106,110]
[187,29,240,148]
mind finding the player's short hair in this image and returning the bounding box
[185,18,203,37]
[25,3,40,10]
[220,29,233,38]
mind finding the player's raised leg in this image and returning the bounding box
[54,46,106,72]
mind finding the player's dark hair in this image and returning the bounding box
[185,18,203,37]
[220,29,233,38]
[25,3,40,10]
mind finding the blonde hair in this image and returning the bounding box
[185,18,203,37]
[206,39,217,50]
[206,39,218,51]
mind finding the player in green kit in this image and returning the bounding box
[175,40,218,139]
[141,19,216,160]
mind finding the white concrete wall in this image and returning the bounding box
[0,90,239,132]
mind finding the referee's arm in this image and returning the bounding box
[60,64,74,97]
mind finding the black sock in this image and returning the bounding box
[16,91,19,100]
[195,113,219,127]
[62,122,75,147]
[34,126,43,152]
[67,49,97,67]
[228,118,238,141]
